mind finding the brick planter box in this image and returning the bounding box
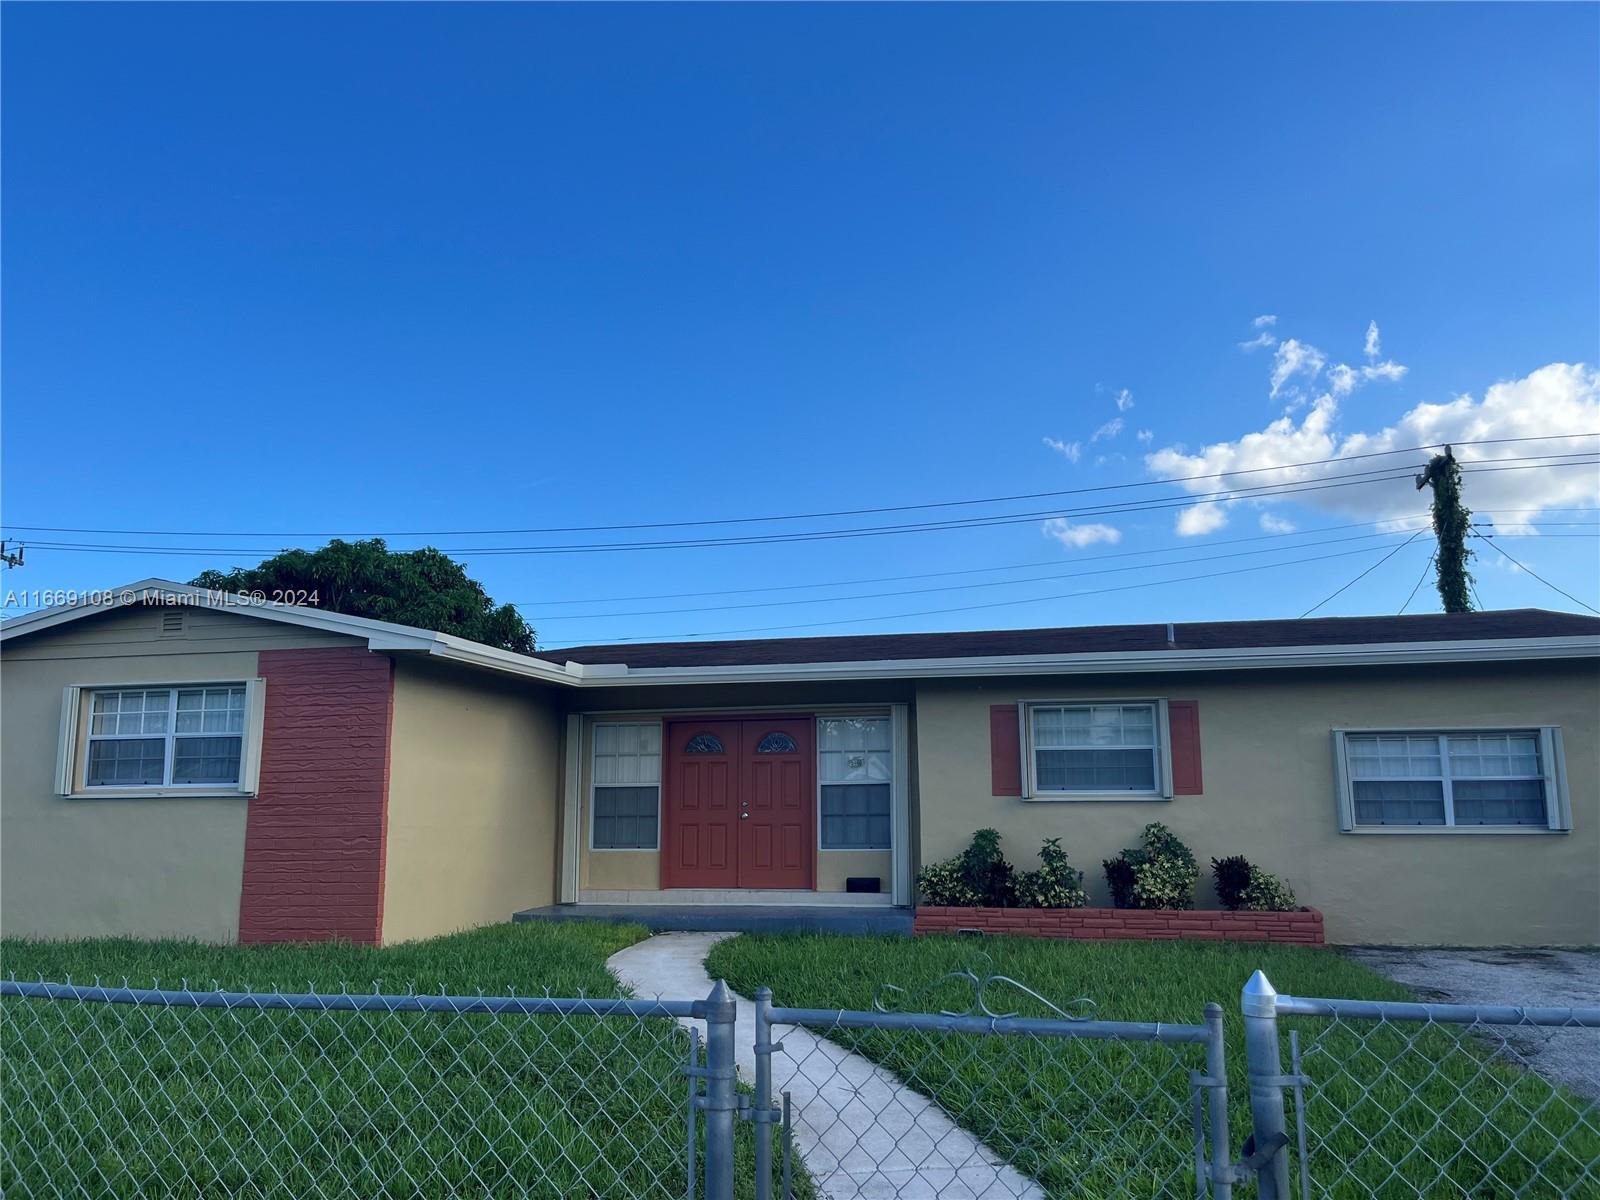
[913,905,1324,945]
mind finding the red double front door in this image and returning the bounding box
[662,718,814,889]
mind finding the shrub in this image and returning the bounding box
[1211,855,1254,911]
[918,830,1089,909]
[917,827,1015,907]
[1103,822,1198,910]
[1242,867,1299,912]
[1211,854,1299,912]
[1013,838,1089,909]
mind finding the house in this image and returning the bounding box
[2,579,1596,947]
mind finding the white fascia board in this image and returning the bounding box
[567,635,1600,687]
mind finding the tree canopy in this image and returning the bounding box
[191,539,536,654]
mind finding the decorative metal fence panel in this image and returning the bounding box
[1243,976,1600,1200]
[0,980,712,1200]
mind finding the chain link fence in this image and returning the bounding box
[1254,980,1600,1200]
[3,970,1598,1200]
[0,979,709,1200]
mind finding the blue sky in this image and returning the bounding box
[4,3,1597,646]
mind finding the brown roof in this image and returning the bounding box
[536,608,1600,669]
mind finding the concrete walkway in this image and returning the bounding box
[607,932,1043,1200]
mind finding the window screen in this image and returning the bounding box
[592,724,661,849]
[1344,731,1548,827]
[818,717,891,849]
[1030,703,1158,794]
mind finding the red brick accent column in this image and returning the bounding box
[238,647,394,944]
[913,906,1325,945]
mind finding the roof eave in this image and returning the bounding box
[562,635,1600,686]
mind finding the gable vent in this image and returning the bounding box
[159,610,186,637]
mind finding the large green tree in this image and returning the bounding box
[191,539,536,653]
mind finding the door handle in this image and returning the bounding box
[739,812,749,819]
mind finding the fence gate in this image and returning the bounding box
[740,964,1240,1200]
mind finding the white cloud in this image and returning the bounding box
[1091,417,1124,442]
[1255,314,1278,328]
[1259,512,1297,534]
[1147,362,1600,536]
[1042,518,1122,548]
[1327,363,1359,397]
[1363,360,1408,385]
[1270,339,1326,398]
[1115,388,1135,412]
[1365,320,1381,360]
[1136,429,1154,444]
[1176,502,1229,537]
[1239,331,1277,352]
[1043,437,1082,463]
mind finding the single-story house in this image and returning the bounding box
[2,579,1595,947]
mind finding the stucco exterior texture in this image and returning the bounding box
[3,604,1595,948]
[914,661,1600,946]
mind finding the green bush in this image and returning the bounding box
[918,830,1089,909]
[1210,854,1254,910]
[1013,838,1089,909]
[1242,866,1299,912]
[1103,822,1198,910]
[1211,854,1299,912]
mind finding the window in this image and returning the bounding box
[756,732,798,754]
[1028,703,1160,795]
[85,686,247,788]
[818,717,891,849]
[1337,729,1569,831]
[683,733,725,754]
[592,723,661,849]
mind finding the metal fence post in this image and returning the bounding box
[752,987,776,1200]
[1203,1002,1234,1200]
[700,980,739,1200]
[1241,970,1293,1200]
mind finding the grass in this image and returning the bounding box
[706,932,1599,1200]
[1,922,791,1200]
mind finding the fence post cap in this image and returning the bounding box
[1241,969,1278,1017]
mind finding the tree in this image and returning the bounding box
[191,539,536,653]
[1414,446,1475,613]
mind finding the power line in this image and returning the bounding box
[1298,531,1428,618]
[1399,550,1437,614]
[587,540,1443,642]
[10,455,1597,559]
[3,432,1595,540]
[1473,532,1600,615]
[528,528,1425,622]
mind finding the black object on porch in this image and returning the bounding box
[512,903,914,936]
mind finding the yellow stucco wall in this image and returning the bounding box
[382,658,564,942]
[1,604,358,942]
[913,661,1600,946]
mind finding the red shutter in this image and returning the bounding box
[989,704,1022,796]
[1168,700,1203,795]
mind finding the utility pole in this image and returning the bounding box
[1414,446,1474,613]
[0,542,23,569]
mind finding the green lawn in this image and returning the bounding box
[1,922,785,1200]
[706,932,1599,1200]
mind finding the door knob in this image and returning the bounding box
[739,812,749,819]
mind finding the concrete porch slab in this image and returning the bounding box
[512,902,913,936]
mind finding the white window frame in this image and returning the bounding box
[816,713,895,853]
[1021,699,1173,800]
[588,720,663,852]
[1332,726,1572,834]
[55,680,267,799]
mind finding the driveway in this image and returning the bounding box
[1346,947,1600,1100]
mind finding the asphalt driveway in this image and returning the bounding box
[1346,946,1600,1101]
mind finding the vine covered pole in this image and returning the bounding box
[1414,445,1475,613]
